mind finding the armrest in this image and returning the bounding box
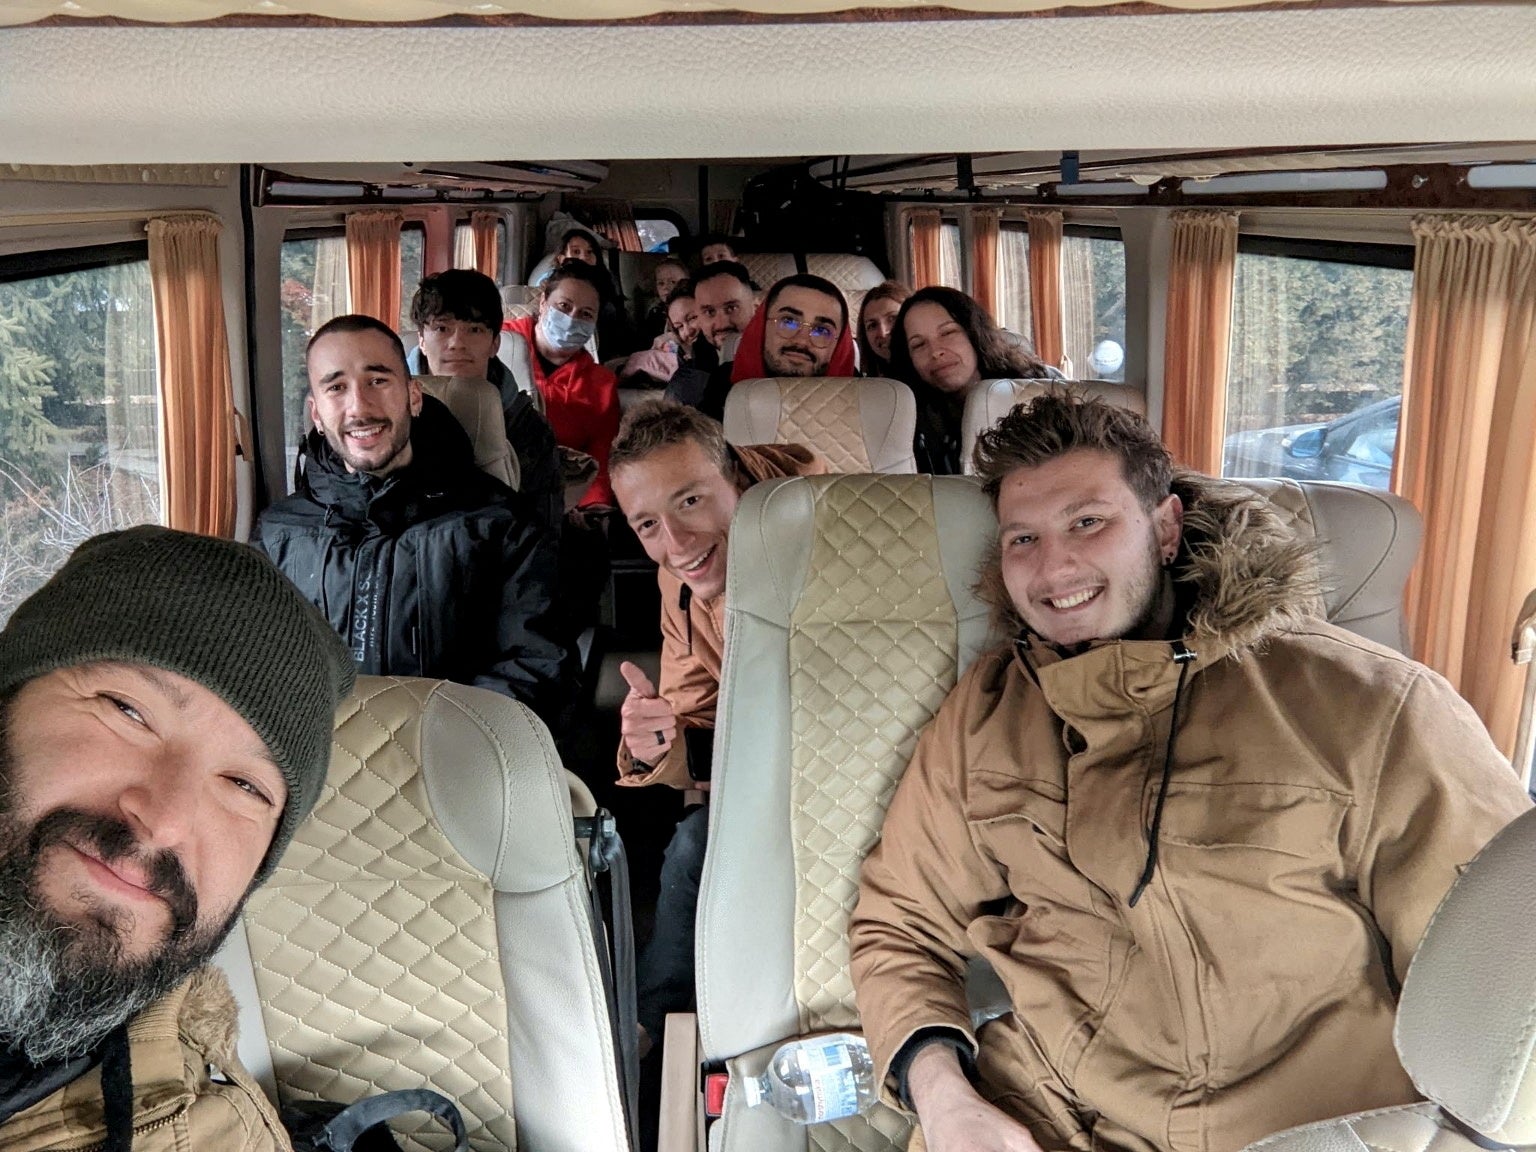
[659,1012,704,1152]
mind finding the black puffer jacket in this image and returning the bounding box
[253,396,576,730]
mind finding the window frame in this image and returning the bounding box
[632,206,689,252]
[0,239,150,284]
[1236,233,1414,271]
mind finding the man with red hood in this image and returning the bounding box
[696,273,858,421]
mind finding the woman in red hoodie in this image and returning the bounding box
[503,260,622,508]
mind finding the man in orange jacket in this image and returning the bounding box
[609,399,825,1050]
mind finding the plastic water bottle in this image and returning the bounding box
[740,1033,876,1124]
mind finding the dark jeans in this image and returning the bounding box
[637,803,709,1037]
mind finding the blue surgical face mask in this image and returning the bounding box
[541,307,596,351]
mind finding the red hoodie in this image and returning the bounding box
[728,299,858,384]
[505,314,621,507]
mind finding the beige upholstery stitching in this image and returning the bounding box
[243,679,519,1152]
[786,477,958,1152]
[432,686,565,887]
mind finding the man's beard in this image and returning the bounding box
[0,751,239,1063]
[764,345,826,377]
[320,418,410,476]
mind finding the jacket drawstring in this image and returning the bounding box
[100,1021,134,1152]
[1129,641,1197,908]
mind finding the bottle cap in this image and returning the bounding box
[741,1074,765,1108]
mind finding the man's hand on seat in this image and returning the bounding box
[619,660,677,767]
[909,1044,1045,1152]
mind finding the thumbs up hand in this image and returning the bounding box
[619,660,678,768]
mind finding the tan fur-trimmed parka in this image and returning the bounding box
[0,966,288,1152]
[850,472,1531,1152]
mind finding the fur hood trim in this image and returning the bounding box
[980,469,1323,654]
[175,965,242,1068]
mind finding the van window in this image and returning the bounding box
[940,218,963,290]
[0,244,161,622]
[398,222,425,350]
[279,231,350,489]
[1222,238,1413,491]
[996,220,1032,339]
[637,217,682,252]
[1063,228,1127,382]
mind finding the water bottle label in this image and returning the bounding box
[805,1040,859,1123]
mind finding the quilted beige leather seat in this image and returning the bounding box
[958,378,1147,475]
[690,474,1001,1152]
[722,378,917,474]
[1240,479,1422,654]
[669,473,1424,1152]
[1241,804,1536,1152]
[416,375,520,490]
[218,676,631,1152]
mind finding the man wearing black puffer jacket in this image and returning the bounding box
[254,313,577,732]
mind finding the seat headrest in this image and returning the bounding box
[1395,807,1536,1145]
[325,677,582,895]
[1238,479,1420,653]
[415,375,519,490]
[723,377,917,474]
[960,378,1147,475]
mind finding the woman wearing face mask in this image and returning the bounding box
[856,280,911,378]
[537,227,637,358]
[502,261,622,508]
[887,286,1052,475]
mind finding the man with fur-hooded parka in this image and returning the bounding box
[851,441,1530,1152]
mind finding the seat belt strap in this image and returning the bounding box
[576,810,639,1149]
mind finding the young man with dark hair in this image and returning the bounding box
[254,313,576,731]
[664,261,760,414]
[407,268,563,534]
[694,273,859,421]
[0,526,355,1152]
[608,399,826,1051]
[850,392,1529,1152]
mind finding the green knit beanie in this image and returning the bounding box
[0,526,355,882]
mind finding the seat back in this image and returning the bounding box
[698,474,1000,1150]
[722,377,916,474]
[1243,806,1536,1152]
[959,378,1147,475]
[1240,479,1422,655]
[416,375,519,490]
[223,676,630,1152]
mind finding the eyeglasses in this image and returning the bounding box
[772,314,838,348]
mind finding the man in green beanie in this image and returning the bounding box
[0,525,355,1152]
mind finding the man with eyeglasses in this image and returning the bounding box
[696,273,857,420]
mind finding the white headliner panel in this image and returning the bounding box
[2,9,1536,163]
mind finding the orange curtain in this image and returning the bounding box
[1395,214,1536,758]
[146,214,236,538]
[1161,209,1238,474]
[345,209,404,326]
[971,207,1002,319]
[470,210,501,278]
[909,207,943,290]
[1024,209,1064,369]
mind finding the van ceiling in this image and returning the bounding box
[3,7,1535,163]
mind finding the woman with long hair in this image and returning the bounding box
[887,286,1051,474]
[856,280,911,377]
